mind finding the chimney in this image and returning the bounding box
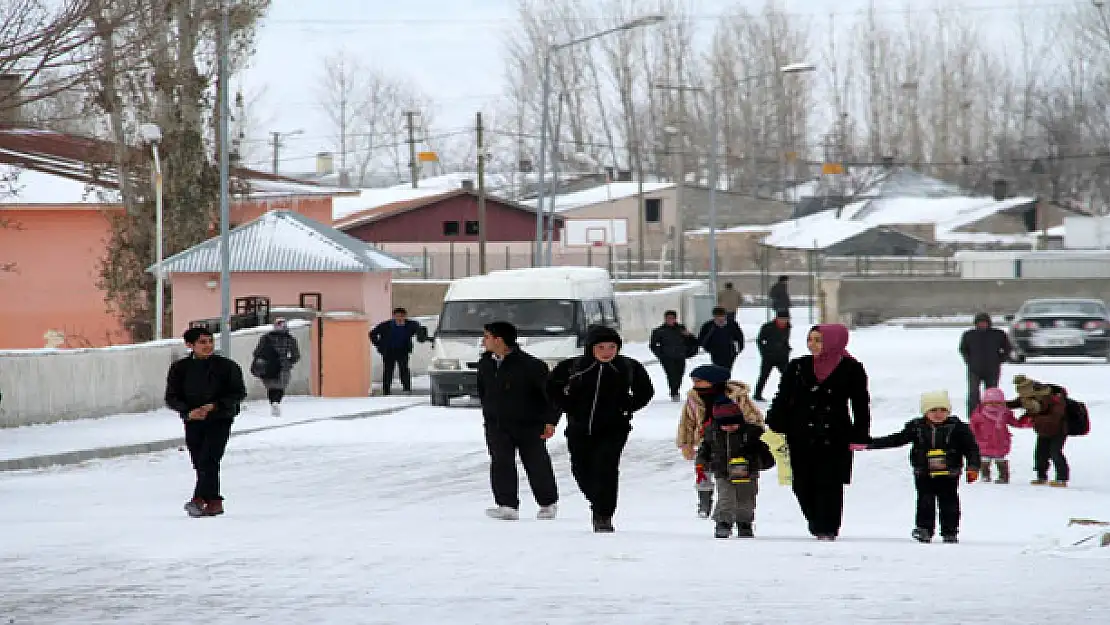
[460,179,475,192]
[0,74,22,125]
[315,152,335,176]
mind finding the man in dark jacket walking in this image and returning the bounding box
[370,307,431,395]
[768,276,791,315]
[754,309,791,401]
[476,321,560,521]
[165,327,247,518]
[959,312,1012,416]
[649,310,698,401]
[548,325,655,532]
[697,307,745,371]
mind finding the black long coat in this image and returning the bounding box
[765,354,872,484]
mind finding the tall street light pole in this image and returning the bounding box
[218,0,232,356]
[139,123,164,340]
[533,14,666,267]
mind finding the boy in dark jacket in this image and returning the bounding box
[696,400,774,538]
[649,310,698,401]
[165,327,248,518]
[697,307,745,371]
[855,390,981,543]
[754,309,791,401]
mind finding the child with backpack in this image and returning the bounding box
[696,399,775,538]
[676,364,763,519]
[852,390,981,543]
[1007,375,1088,487]
[969,387,1019,484]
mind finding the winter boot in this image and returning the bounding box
[941,534,959,544]
[912,527,933,543]
[670,393,680,402]
[270,402,281,417]
[184,497,206,518]
[714,521,733,539]
[536,504,558,520]
[1030,478,1048,486]
[980,461,992,483]
[1049,480,1068,488]
[996,459,1011,484]
[592,515,615,533]
[736,522,755,538]
[203,499,224,516]
[697,490,713,519]
[485,506,520,521]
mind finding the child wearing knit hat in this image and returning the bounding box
[852,390,981,543]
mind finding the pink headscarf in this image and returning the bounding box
[813,323,851,383]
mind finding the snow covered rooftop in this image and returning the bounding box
[0,165,120,204]
[151,210,411,275]
[761,205,875,250]
[520,182,675,213]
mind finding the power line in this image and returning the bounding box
[272,129,472,164]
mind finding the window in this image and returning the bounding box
[443,220,460,236]
[438,300,577,335]
[465,220,480,235]
[582,300,605,327]
[601,299,620,327]
[644,198,662,223]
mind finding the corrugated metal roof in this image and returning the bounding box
[150,210,412,275]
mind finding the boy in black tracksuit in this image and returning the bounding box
[696,400,774,539]
[548,325,655,533]
[697,307,745,371]
[859,390,981,543]
[754,310,791,401]
[649,310,698,401]
[165,327,247,518]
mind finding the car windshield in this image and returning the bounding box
[1020,301,1107,317]
[438,300,578,335]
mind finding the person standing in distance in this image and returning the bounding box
[650,310,699,401]
[717,282,743,325]
[548,325,655,532]
[165,327,247,518]
[370,307,431,395]
[768,276,791,316]
[697,307,745,371]
[476,321,560,521]
[959,312,1012,416]
[754,309,792,401]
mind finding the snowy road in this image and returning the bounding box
[2,319,1110,623]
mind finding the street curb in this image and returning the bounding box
[0,400,425,473]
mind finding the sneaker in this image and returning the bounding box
[942,534,959,544]
[815,535,837,542]
[204,499,224,516]
[184,498,206,518]
[697,508,710,520]
[485,506,519,521]
[1030,478,1048,485]
[592,516,615,533]
[736,522,754,538]
[270,402,281,417]
[1049,480,1068,488]
[912,527,933,543]
[536,504,557,520]
[714,522,733,539]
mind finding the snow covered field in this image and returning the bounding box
[2,314,1110,624]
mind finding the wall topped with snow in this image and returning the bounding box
[0,323,312,428]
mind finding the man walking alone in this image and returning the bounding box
[754,309,791,401]
[370,307,431,395]
[165,327,247,518]
[959,312,1012,415]
[477,321,560,521]
[650,310,698,401]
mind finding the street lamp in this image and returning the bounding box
[534,14,666,266]
[139,122,165,341]
[654,61,815,301]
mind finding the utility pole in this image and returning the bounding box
[476,112,487,274]
[271,131,280,174]
[404,110,419,188]
[217,0,231,356]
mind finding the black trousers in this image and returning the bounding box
[755,358,787,398]
[966,369,1000,416]
[791,458,845,537]
[709,351,737,371]
[660,357,686,395]
[914,474,961,536]
[567,430,630,518]
[184,419,233,501]
[484,423,558,509]
[381,352,411,393]
[1034,434,1069,481]
[266,388,285,403]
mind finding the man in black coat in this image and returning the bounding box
[649,310,698,401]
[768,276,791,315]
[165,327,247,518]
[548,325,655,532]
[958,312,1012,416]
[476,321,559,521]
[370,307,431,395]
[754,309,791,401]
[697,307,745,371]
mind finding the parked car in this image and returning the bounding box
[1006,298,1110,362]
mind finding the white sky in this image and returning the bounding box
[241,0,1056,175]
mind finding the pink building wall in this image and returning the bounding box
[169,271,394,336]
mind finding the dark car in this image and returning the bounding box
[1007,298,1110,362]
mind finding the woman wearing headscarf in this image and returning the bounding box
[766,324,872,541]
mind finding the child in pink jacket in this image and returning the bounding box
[969,387,1019,483]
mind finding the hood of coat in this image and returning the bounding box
[685,380,764,426]
[584,324,623,355]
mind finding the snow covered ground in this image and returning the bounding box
[2,312,1110,623]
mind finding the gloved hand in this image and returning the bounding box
[849,443,869,452]
[966,468,979,483]
[695,464,707,484]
